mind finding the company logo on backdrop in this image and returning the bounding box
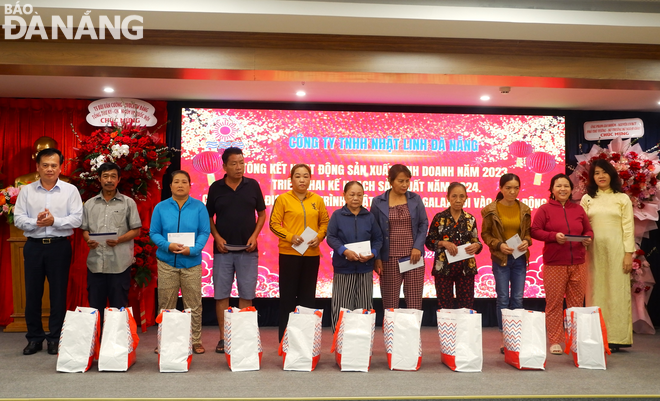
[86,98,156,127]
[584,118,644,141]
[3,3,143,40]
[206,115,244,150]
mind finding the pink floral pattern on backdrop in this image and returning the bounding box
[181,109,566,298]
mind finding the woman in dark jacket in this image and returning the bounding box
[327,181,383,331]
[371,164,428,310]
[532,173,593,355]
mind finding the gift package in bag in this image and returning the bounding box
[437,308,482,372]
[56,307,101,373]
[502,309,546,370]
[157,309,193,373]
[383,308,423,371]
[564,306,610,370]
[278,306,323,371]
[331,308,376,372]
[224,307,262,372]
[98,307,140,372]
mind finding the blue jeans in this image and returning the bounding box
[492,255,527,330]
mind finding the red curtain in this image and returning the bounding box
[0,98,167,327]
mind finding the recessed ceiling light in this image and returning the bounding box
[657,100,660,105]
[103,87,115,93]
[480,95,490,101]
[296,90,306,97]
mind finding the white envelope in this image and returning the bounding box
[445,243,474,264]
[506,234,525,259]
[345,240,372,256]
[89,232,118,243]
[398,256,424,273]
[291,227,318,255]
[168,232,195,247]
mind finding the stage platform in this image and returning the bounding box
[1,326,658,401]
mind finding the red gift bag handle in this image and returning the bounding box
[598,308,611,355]
[126,308,140,349]
[564,310,574,355]
[278,330,285,356]
[330,311,346,354]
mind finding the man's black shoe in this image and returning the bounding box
[23,341,43,355]
[47,342,58,355]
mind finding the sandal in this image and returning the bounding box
[550,344,563,355]
[154,346,159,354]
[215,339,225,354]
[500,346,505,354]
[193,344,205,354]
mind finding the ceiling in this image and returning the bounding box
[3,0,660,111]
[3,75,660,111]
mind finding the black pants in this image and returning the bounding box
[23,239,72,343]
[278,254,320,341]
[87,267,131,323]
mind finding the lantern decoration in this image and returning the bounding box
[526,151,556,185]
[509,141,533,167]
[192,151,223,186]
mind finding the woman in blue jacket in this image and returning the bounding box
[327,181,383,331]
[150,170,211,354]
[371,164,428,310]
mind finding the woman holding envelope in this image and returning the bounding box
[580,159,635,352]
[150,170,211,354]
[481,173,532,353]
[269,163,329,341]
[425,182,482,310]
[531,173,593,355]
[371,164,428,310]
[327,181,383,331]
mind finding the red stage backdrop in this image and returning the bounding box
[0,98,166,326]
[180,108,566,299]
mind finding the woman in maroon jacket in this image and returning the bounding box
[531,173,593,355]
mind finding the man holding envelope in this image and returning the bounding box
[82,162,141,322]
[206,147,266,354]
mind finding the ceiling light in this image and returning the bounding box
[480,95,490,101]
[103,87,115,93]
[296,90,306,97]
[657,100,660,105]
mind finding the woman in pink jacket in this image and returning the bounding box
[531,173,593,355]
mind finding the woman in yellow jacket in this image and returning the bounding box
[270,164,329,341]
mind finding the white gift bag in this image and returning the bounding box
[331,308,375,372]
[383,308,423,371]
[224,307,262,372]
[564,306,609,370]
[56,307,100,373]
[157,309,193,373]
[502,309,546,370]
[98,307,140,372]
[278,306,323,371]
[437,308,482,372]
